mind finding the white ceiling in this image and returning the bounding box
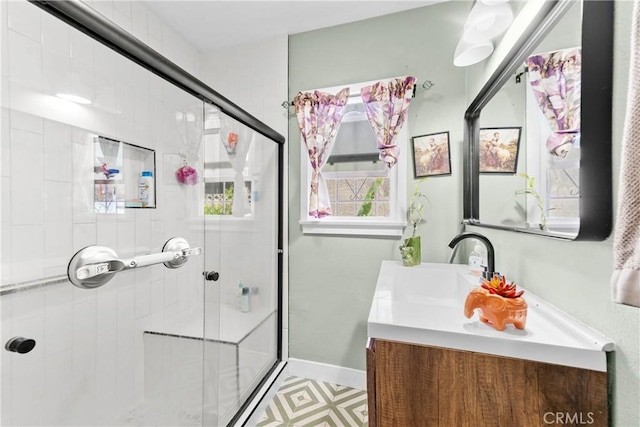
[141,1,443,52]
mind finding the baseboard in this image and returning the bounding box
[287,358,367,390]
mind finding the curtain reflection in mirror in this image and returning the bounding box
[525,47,581,158]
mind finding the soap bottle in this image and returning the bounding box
[240,287,251,313]
[138,171,154,207]
[468,243,485,276]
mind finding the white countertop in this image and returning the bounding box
[367,260,614,372]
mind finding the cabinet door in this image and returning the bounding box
[375,340,441,426]
[372,339,608,426]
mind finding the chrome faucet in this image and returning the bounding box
[448,231,496,279]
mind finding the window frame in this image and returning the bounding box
[298,78,408,237]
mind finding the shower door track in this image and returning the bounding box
[27,1,286,426]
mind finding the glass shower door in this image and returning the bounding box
[202,108,280,425]
[1,1,282,425]
[0,1,218,424]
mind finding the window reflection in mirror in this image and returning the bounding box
[478,0,582,238]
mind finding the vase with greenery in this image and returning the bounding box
[399,179,430,266]
[515,173,546,231]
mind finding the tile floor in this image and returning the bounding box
[256,376,368,427]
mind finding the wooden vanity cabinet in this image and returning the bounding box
[366,338,608,427]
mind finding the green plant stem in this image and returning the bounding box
[516,173,546,230]
[357,178,383,217]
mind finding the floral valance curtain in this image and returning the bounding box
[220,114,254,217]
[360,76,416,169]
[294,88,350,218]
[525,47,581,157]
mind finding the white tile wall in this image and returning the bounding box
[95,328,118,425]
[10,126,44,226]
[8,30,42,90]
[201,36,289,136]
[7,0,41,44]
[69,29,94,69]
[41,12,69,57]
[130,2,148,44]
[1,0,205,424]
[43,284,73,355]
[1,0,288,425]
[0,3,7,416]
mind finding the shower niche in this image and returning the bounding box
[93,135,156,212]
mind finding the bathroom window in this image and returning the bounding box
[323,174,390,217]
[204,180,252,216]
[298,78,408,237]
[203,108,256,219]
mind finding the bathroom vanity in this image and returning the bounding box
[366,261,613,426]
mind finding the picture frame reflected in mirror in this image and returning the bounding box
[479,127,521,174]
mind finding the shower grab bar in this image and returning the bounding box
[68,237,202,289]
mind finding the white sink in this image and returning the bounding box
[368,260,613,371]
[388,263,478,306]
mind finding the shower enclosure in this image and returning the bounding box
[0,1,284,425]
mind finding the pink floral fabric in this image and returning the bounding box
[360,77,416,169]
[294,88,350,218]
[526,48,581,157]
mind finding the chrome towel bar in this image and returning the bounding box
[68,237,202,289]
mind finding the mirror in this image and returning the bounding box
[464,0,613,240]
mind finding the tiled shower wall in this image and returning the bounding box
[1,0,204,284]
[0,0,208,425]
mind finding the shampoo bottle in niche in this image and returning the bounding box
[138,171,154,207]
[468,243,486,276]
[237,282,245,310]
[240,287,251,313]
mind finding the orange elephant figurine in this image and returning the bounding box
[464,287,527,331]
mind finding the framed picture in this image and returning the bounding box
[479,127,522,173]
[411,131,452,178]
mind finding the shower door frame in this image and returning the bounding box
[26,1,285,425]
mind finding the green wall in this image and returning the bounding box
[288,0,470,370]
[288,1,639,424]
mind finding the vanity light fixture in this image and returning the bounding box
[453,38,495,67]
[55,92,92,104]
[463,2,513,42]
[453,1,514,67]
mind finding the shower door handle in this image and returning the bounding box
[5,337,36,354]
[203,271,219,281]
